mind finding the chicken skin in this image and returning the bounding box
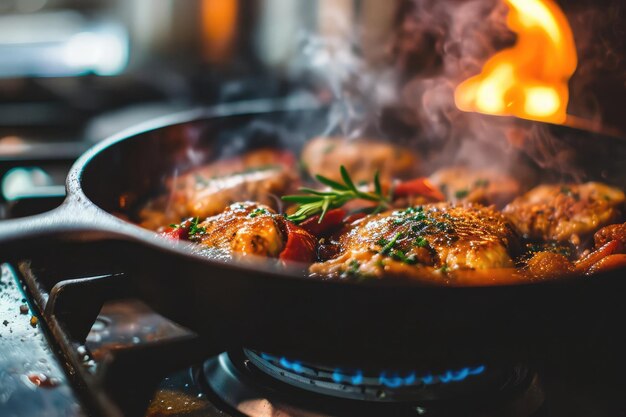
[164,201,316,264]
[301,136,420,184]
[140,149,297,230]
[503,182,625,244]
[197,202,285,257]
[310,203,519,281]
[429,166,521,207]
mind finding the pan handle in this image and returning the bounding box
[0,196,129,261]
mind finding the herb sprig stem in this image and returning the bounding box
[282,166,389,223]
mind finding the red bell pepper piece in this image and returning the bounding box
[160,217,198,240]
[394,178,445,201]
[587,254,626,275]
[279,221,317,263]
[275,150,297,169]
[161,226,188,240]
[299,208,347,237]
[575,240,623,273]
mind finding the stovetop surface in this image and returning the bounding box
[2,256,626,417]
[0,264,83,417]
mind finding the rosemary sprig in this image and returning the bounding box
[282,166,389,223]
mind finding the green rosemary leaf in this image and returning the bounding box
[281,166,389,223]
[319,198,331,223]
[340,165,357,192]
[281,195,324,203]
[296,187,338,196]
[374,171,383,197]
[315,174,350,191]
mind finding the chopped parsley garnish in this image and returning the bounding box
[341,259,364,279]
[380,232,403,255]
[390,206,455,235]
[435,221,454,232]
[391,249,417,265]
[168,217,207,240]
[348,259,360,274]
[188,217,206,238]
[392,206,426,225]
[248,208,269,218]
[525,242,571,258]
[474,178,490,188]
[560,186,581,201]
[560,186,572,196]
[454,189,469,199]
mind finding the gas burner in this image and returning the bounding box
[199,350,545,417]
[246,350,493,402]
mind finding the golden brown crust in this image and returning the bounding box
[197,202,285,258]
[301,137,420,184]
[503,182,625,243]
[310,203,518,281]
[139,149,297,230]
[429,166,521,207]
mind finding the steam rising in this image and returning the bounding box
[294,7,397,139]
[297,0,623,183]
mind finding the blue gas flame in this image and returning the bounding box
[260,352,486,387]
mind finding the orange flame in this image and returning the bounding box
[201,0,238,63]
[454,0,577,124]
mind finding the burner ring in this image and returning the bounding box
[243,349,527,403]
[199,350,544,417]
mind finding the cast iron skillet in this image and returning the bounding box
[1,98,625,373]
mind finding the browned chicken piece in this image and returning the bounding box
[139,149,298,230]
[301,137,420,184]
[309,203,518,281]
[503,182,625,244]
[429,166,521,207]
[195,202,286,258]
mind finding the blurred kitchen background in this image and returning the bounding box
[0,0,386,213]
